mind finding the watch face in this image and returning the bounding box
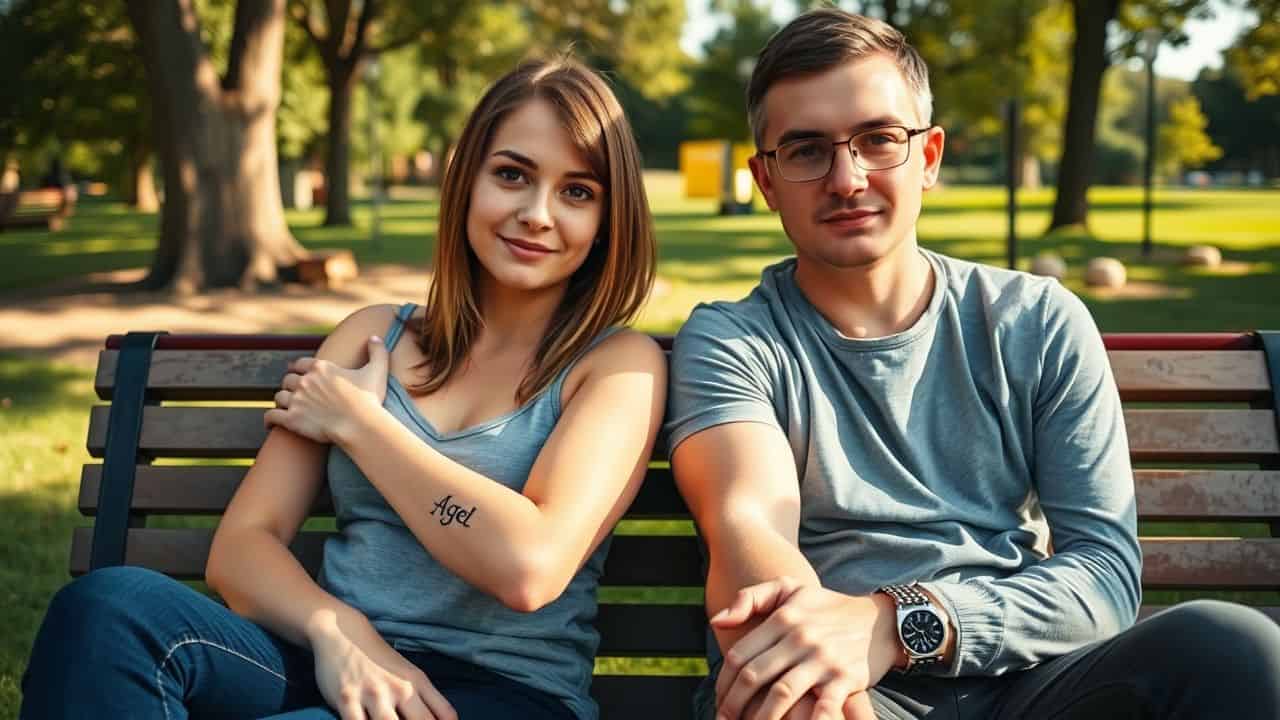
[902,609,945,655]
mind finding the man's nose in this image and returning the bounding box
[825,144,868,197]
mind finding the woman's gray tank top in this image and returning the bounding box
[320,303,621,720]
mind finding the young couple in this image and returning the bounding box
[22,9,1280,720]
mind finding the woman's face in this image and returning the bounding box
[466,98,606,297]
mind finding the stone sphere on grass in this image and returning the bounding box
[1182,245,1222,268]
[1029,252,1067,280]
[1085,257,1127,288]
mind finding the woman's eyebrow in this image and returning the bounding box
[493,148,599,183]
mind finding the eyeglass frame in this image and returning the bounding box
[758,124,936,183]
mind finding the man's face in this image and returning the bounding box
[748,54,944,272]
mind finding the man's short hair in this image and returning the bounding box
[747,8,933,149]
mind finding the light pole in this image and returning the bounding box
[1141,29,1160,259]
[366,56,382,251]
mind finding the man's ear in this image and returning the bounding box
[921,126,945,190]
[748,154,777,211]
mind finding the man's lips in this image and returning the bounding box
[501,235,553,253]
[821,208,882,224]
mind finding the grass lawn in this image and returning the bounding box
[1,174,1278,715]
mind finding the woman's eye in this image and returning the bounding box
[495,166,525,183]
[564,184,595,202]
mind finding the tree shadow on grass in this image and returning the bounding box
[924,232,1280,332]
[0,355,96,414]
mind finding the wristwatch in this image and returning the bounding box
[878,583,949,673]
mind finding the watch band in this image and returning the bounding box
[879,583,944,673]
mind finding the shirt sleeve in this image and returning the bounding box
[664,304,784,455]
[919,285,1143,677]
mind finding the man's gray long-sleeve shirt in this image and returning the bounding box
[665,250,1142,677]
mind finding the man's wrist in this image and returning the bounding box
[870,591,910,670]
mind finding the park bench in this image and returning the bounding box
[0,187,76,231]
[71,330,1280,719]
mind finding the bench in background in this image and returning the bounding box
[0,187,76,231]
[72,331,1280,719]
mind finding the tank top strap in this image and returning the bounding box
[548,326,627,415]
[382,303,418,351]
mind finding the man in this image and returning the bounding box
[666,8,1280,720]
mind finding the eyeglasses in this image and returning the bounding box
[759,125,934,183]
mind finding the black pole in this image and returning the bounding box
[1142,46,1157,258]
[1006,98,1020,270]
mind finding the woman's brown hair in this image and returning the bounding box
[410,56,656,403]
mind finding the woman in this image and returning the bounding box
[22,56,664,720]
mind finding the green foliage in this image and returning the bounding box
[523,0,690,100]
[1192,64,1280,177]
[1226,0,1280,99]
[685,0,778,142]
[1157,96,1222,175]
[276,17,327,160]
[0,0,149,187]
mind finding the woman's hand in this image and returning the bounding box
[308,612,456,720]
[265,336,390,444]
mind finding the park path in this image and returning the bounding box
[0,265,432,367]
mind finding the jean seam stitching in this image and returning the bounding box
[156,636,293,720]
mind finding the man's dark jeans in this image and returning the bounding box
[695,600,1280,719]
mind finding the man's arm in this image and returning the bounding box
[675,423,889,720]
[674,421,820,652]
[918,287,1143,678]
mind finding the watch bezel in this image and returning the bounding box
[897,606,947,658]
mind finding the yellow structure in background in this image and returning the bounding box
[679,140,757,200]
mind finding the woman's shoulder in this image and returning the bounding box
[315,304,405,366]
[577,327,666,376]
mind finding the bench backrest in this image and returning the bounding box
[0,188,74,228]
[75,331,1280,720]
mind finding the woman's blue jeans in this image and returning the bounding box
[21,566,575,719]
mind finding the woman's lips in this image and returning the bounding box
[501,235,553,260]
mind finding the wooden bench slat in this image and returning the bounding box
[69,527,327,579]
[79,465,1280,522]
[603,535,703,586]
[72,530,1280,591]
[88,407,269,458]
[596,604,706,656]
[1134,470,1280,520]
[1107,350,1272,401]
[1139,538,1280,589]
[591,675,701,720]
[95,350,312,401]
[77,465,688,518]
[90,406,1280,462]
[1124,409,1280,462]
[71,528,705,586]
[76,465,322,515]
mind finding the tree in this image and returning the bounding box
[1226,0,1280,100]
[685,0,778,142]
[1047,0,1121,231]
[288,0,455,226]
[0,0,156,208]
[126,0,306,293]
[1157,95,1221,177]
[1193,65,1280,178]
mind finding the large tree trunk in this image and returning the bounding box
[1048,0,1119,232]
[323,60,357,226]
[127,143,159,212]
[127,0,306,294]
